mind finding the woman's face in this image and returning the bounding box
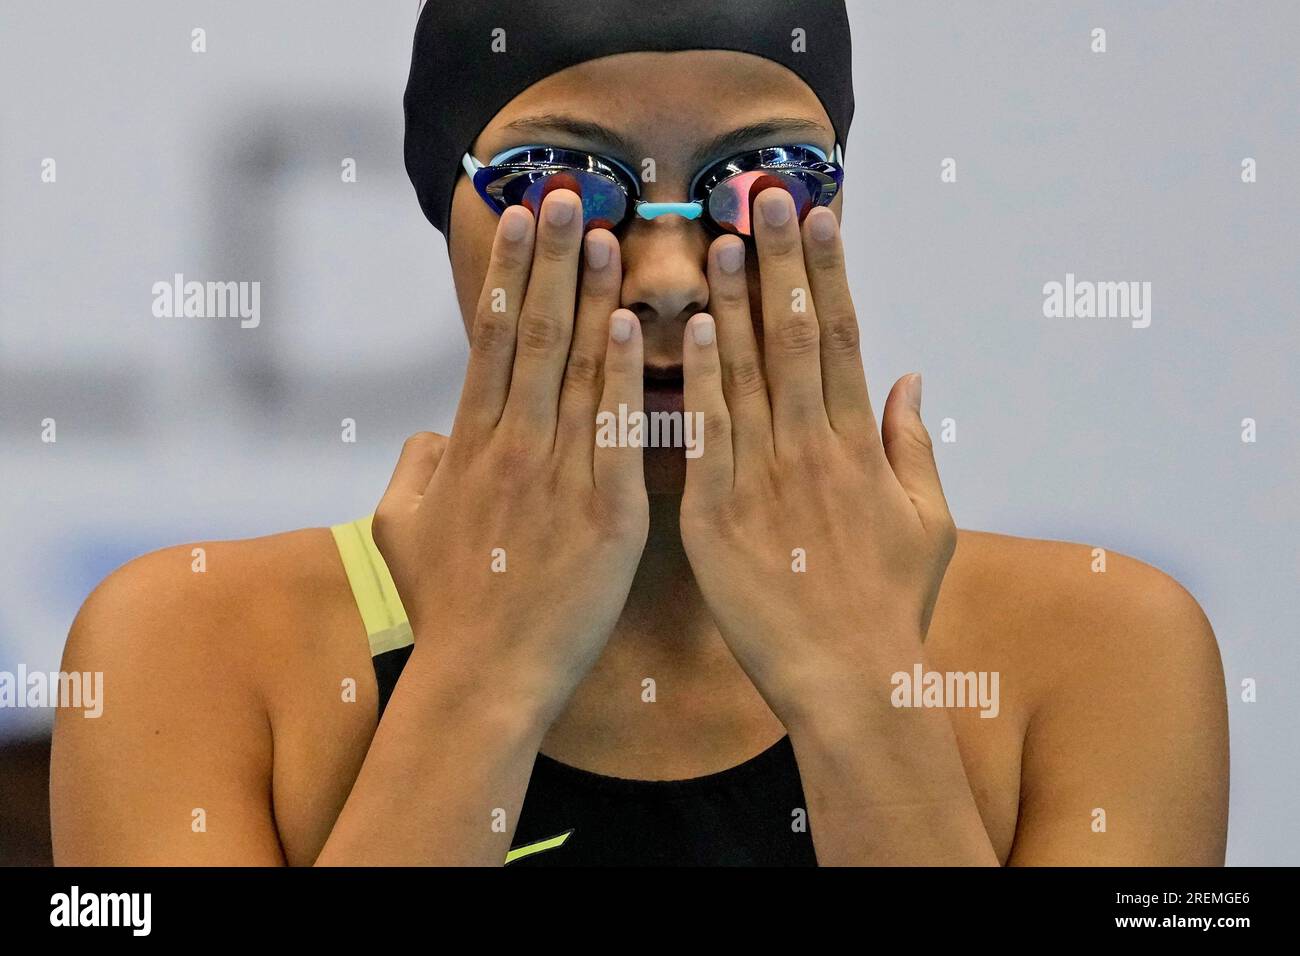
[447,50,841,493]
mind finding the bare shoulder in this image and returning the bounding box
[939,529,1229,864]
[942,528,1222,683]
[64,526,367,690]
[53,526,373,864]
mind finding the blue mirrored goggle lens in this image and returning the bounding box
[495,168,629,231]
[705,169,822,236]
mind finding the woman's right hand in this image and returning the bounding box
[371,190,647,728]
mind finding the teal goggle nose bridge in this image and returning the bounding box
[461,143,844,237]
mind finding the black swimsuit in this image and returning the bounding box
[335,515,816,866]
[377,645,816,866]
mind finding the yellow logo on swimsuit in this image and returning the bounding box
[504,829,574,865]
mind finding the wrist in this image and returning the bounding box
[402,640,561,743]
[757,625,928,734]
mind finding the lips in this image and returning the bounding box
[643,364,684,415]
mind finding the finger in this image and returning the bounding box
[880,375,954,541]
[378,431,449,513]
[752,187,830,444]
[706,236,773,466]
[681,313,734,498]
[557,229,622,463]
[452,206,535,439]
[593,309,644,497]
[801,208,877,443]
[501,189,584,435]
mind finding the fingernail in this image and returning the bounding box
[546,193,576,225]
[585,233,610,269]
[761,191,792,227]
[906,373,923,411]
[691,314,716,347]
[717,241,745,274]
[611,311,634,343]
[502,208,528,242]
[810,208,837,242]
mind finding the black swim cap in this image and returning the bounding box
[404,0,855,239]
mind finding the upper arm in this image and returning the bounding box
[50,544,286,865]
[1008,552,1229,865]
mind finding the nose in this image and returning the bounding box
[618,217,711,352]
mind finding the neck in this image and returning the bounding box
[544,491,787,771]
[611,493,715,648]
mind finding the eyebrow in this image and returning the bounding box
[498,113,833,169]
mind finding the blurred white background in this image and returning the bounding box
[1,1,1296,864]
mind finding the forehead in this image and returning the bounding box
[476,49,834,162]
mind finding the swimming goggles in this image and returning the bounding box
[461,142,844,237]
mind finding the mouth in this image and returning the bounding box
[643,364,684,415]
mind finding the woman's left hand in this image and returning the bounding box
[679,188,957,733]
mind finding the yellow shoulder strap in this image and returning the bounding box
[329,515,414,657]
